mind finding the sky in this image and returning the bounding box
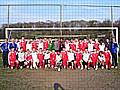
[0,0,120,25]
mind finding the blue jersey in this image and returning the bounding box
[111,42,118,53]
[9,42,18,51]
[0,42,9,52]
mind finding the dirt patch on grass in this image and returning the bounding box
[0,68,120,90]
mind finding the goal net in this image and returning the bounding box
[5,27,118,43]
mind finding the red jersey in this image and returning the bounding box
[61,51,68,61]
[32,41,37,50]
[25,54,32,61]
[83,41,88,50]
[104,51,111,61]
[78,41,84,51]
[75,52,82,62]
[9,51,16,62]
[37,53,44,61]
[69,43,76,51]
[20,40,26,52]
[43,41,48,50]
[50,52,56,61]
[50,52,56,65]
[94,42,99,51]
[91,52,98,62]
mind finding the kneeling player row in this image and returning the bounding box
[8,47,112,71]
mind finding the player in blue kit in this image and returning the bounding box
[0,38,9,68]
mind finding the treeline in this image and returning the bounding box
[2,19,120,28]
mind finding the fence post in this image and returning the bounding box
[111,6,113,27]
[60,4,63,36]
[7,5,10,28]
[110,6,115,38]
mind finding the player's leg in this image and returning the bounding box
[82,61,85,69]
[92,60,96,69]
[74,61,77,69]
[2,52,6,68]
[80,60,83,70]
[34,62,38,69]
[77,62,81,69]
[5,52,9,68]
[62,61,67,69]
[105,59,109,69]
[95,61,98,70]
[108,60,112,69]
[39,61,43,68]
[44,59,47,68]
[87,61,91,70]
[33,60,36,69]
[51,61,55,69]
[36,60,39,69]
[10,63,14,69]
[57,62,61,71]
[47,59,50,68]
[112,53,118,68]
[15,54,19,69]
[101,60,105,69]
[42,60,45,68]
[22,61,25,69]
[71,60,74,69]
[38,61,41,68]
[30,60,33,69]
[10,61,15,69]
[68,62,72,69]
[15,60,19,69]
[25,61,29,68]
[19,61,23,69]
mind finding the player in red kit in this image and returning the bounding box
[25,49,33,69]
[43,38,48,50]
[83,39,88,51]
[78,40,84,51]
[74,49,83,69]
[94,39,99,51]
[9,48,17,69]
[32,40,38,50]
[20,36,26,52]
[37,48,44,68]
[50,50,56,68]
[104,47,112,69]
[61,48,68,69]
[90,48,98,70]
[69,40,76,51]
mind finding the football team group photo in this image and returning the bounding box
[0,36,118,71]
[0,0,120,90]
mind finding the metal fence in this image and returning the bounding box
[0,4,120,39]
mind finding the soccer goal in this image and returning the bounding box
[5,27,118,42]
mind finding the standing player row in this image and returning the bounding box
[0,36,118,70]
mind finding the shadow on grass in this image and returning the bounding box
[54,83,64,90]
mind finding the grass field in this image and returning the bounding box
[0,53,120,90]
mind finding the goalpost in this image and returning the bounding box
[5,27,118,43]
